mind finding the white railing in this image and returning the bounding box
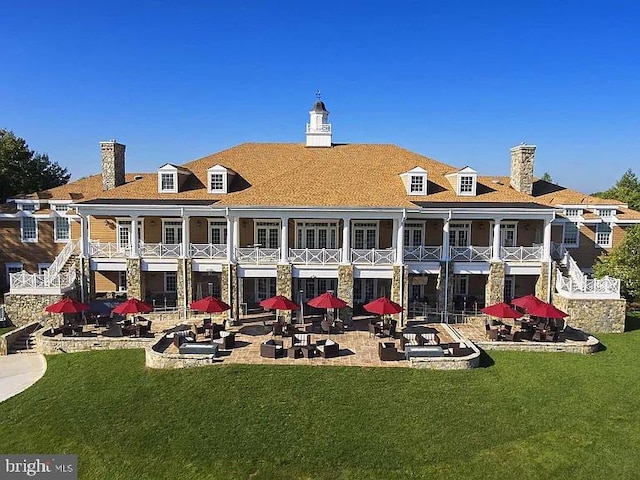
[403,246,442,262]
[235,247,280,264]
[449,246,492,262]
[306,123,332,133]
[556,268,620,298]
[189,243,227,259]
[500,246,543,262]
[289,248,341,265]
[350,249,395,265]
[10,269,76,293]
[47,240,78,278]
[89,241,130,258]
[139,243,182,258]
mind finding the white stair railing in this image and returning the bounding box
[46,240,78,278]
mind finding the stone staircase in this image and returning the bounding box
[7,325,40,354]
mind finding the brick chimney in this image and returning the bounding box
[100,140,126,191]
[510,143,536,195]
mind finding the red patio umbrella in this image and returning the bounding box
[511,294,547,311]
[190,296,231,313]
[364,297,403,315]
[259,295,299,311]
[307,292,348,309]
[481,302,523,319]
[527,303,568,319]
[112,298,154,315]
[45,297,90,314]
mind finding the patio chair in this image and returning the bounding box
[138,321,152,337]
[368,321,380,338]
[172,330,195,348]
[260,339,284,358]
[272,322,284,336]
[420,332,440,345]
[292,333,311,347]
[320,319,332,335]
[193,322,205,338]
[381,320,397,339]
[378,342,398,361]
[103,323,123,338]
[400,333,421,351]
[485,326,499,341]
[212,331,235,349]
[316,339,340,358]
[62,325,74,337]
[333,319,345,333]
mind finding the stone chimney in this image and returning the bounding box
[510,143,536,195]
[100,140,126,191]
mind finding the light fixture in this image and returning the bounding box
[149,219,156,227]
[196,219,202,227]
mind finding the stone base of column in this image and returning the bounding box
[485,261,506,306]
[126,258,143,300]
[276,263,293,322]
[535,261,553,302]
[222,263,240,326]
[391,265,408,326]
[436,261,454,312]
[337,264,354,324]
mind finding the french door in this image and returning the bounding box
[353,223,377,249]
[163,221,183,244]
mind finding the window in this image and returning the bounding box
[256,278,276,301]
[55,217,70,242]
[164,272,177,293]
[19,204,36,212]
[564,209,582,218]
[118,271,127,292]
[459,176,474,193]
[209,221,227,245]
[38,263,51,274]
[403,223,424,247]
[53,204,70,213]
[295,222,338,249]
[453,275,468,296]
[410,175,424,193]
[210,173,224,192]
[353,223,377,249]
[562,222,579,246]
[160,173,175,191]
[21,217,37,242]
[6,263,24,285]
[504,276,515,303]
[449,223,470,247]
[596,223,612,247]
[256,221,280,249]
[163,221,183,244]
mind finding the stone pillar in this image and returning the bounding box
[337,264,354,323]
[79,257,93,303]
[177,259,188,318]
[391,265,408,326]
[535,261,554,303]
[126,258,144,300]
[221,263,239,326]
[276,263,293,322]
[185,259,193,307]
[485,262,506,305]
[436,261,453,312]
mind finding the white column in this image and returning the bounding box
[232,217,240,263]
[543,218,552,261]
[280,217,289,262]
[395,218,404,265]
[492,219,501,261]
[80,215,89,258]
[226,216,234,262]
[442,218,450,261]
[342,217,351,263]
[131,215,139,257]
[182,215,190,258]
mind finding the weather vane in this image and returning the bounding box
[315,89,322,99]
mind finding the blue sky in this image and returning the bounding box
[1,1,639,194]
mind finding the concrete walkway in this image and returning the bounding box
[0,354,47,403]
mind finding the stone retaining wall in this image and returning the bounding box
[0,322,40,355]
[35,330,155,355]
[474,335,600,354]
[3,294,64,328]
[551,293,626,333]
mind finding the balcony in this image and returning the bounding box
[189,243,227,259]
[351,249,395,265]
[449,246,492,262]
[89,241,130,258]
[235,247,280,265]
[403,246,442,262]
[289,248,341,265]
[139,243,182,258]
[500,246,543,262]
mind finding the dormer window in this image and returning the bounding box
[410,175,424,193]
[161,173,175,191]
[207,164,233,194]
[401,167,428,196]
[18,203,36,212]
[597,208,614,218]
[445,167,477,196]
[564,208,582,219]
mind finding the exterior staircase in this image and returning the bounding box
[8,240,79,294]
[7,325,40,354]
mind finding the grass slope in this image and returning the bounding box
[1,331,640,479]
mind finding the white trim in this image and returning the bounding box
[207,165,228,194]
[253,219,281,249]
[5,262,24,285]
[562,222,580,248]
[54,216,71,243]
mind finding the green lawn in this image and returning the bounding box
[0,326,16,336]
[1,331,640,479]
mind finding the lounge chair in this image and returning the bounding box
[260,339,284,358]
[378,342,398,361]
[292,333,311,347]
[420,332,440,345]
[316,339,339,358]
[212,331,235,349]
[400,332,422,351]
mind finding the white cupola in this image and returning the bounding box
[305,94,332,147]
